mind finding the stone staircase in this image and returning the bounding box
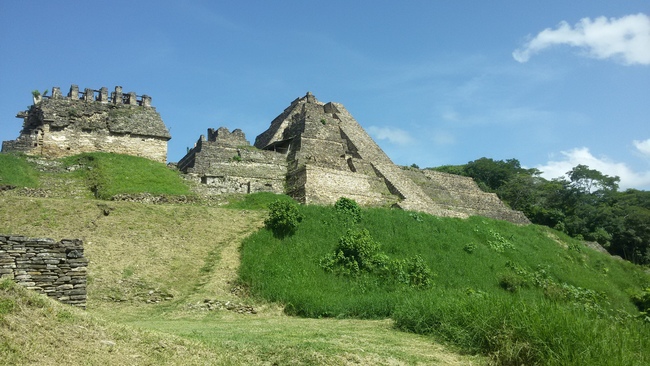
[372,163,467,218]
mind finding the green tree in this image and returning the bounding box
[567,164,620,195]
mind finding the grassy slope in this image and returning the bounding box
[0,154,39,187]
[3,152,647,365]
[239,205,650,365]
[0,193,478,364]
[0,279,221,365]
[0,153,455,364]
[61,152,192,199]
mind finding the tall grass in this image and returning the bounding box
[239,203,650,365]
[0,153,39,187]
[62,152,192,199]
[393,290,649,366]
[223,191,295,210]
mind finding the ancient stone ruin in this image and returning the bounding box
[179,92,530,224]
[2,85,171,163]
[0,235,88,308]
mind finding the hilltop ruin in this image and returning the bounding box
[179,92,530,224]
[2,85,171,163]
[1,86,529,223]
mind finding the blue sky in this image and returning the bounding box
[1,1,649,189]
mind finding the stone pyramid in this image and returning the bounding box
[179,92,530,224]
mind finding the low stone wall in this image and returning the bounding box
[0,235,87,308]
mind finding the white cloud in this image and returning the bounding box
[537,147,650,190]
[513,13,650,65]
[633,138,650,156]
[367,126,414,145]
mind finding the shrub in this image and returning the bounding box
[486,229,514,252]
[321,229,433,288]
[264,199,303,238]
[499,273,526,292]
[321,228,383,275]
[631,287,650,314]
[334,197,361,224]
[393,255,433,289]
[463,242,477,253]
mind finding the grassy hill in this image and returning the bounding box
[240,202,649,365]
[1,152,648,365]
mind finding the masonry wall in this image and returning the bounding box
[403,169,531,224]
[0,235,87,308]
[293,165,395,206]
[36,126,169,163]
[179,128,288,195]
[3,85,171,163]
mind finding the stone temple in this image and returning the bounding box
[178,92,530,224]
[2,85,171,163]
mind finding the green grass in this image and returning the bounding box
[2,152,648,364]
[223,191,296,210]
[0,153,39,187]
[0,196,477,365]
[239,204,650,365]
[61,152,192,199]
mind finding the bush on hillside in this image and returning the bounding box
[264,199,303,238]
[631,288,650,321]
[392,255,433,289]
[321,228,433,288]
[334,197,361,224]
[321,228,385,275]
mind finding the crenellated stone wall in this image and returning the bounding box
[0,235,87,308]
[2,85,170,163]
[179,127,287,195]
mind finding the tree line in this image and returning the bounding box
[431,158,650,265]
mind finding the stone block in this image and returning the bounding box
[56,284,74,291]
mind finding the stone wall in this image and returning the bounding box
[35,126,168,162]
[2,85,171,163]
[0,235,87,308]
[179,128,287,195]
[291,165,395,206]
[402,169,531,224]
